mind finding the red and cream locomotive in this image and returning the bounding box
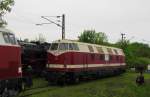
[0,28,22,96]
[46,39,126,84]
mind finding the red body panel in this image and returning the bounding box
[0,45,21,80]
[48,52,125,64]
[47,51,125,72]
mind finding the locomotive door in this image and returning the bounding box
[64,52,70,68]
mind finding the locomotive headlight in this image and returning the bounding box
[18,67,22,73]
[46,64,49,68]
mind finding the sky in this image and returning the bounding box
[5,0,150,44]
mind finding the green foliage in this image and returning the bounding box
[78,30,108,45]
[135,57,149,71]
[127,42,150,58]
[0,0,14,27]
[115,39,130,49]
[115,40,150,69]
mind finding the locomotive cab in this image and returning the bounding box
[0,28,22,96]
[49,41,79,55]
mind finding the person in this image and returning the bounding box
[136,71,144,85]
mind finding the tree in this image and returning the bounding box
[0,0,14,27]
[78,30,108,45]
[115,40,150,68]
[127,42,150,58]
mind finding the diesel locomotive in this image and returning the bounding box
[0,28,22,96]
[46,39,126,84]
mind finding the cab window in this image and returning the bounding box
[9,34,16,44]
[3,33,17,44]
[50,43,58,50]
[69,43,74,50]
[3,33,9,43]
[69,43,79,50]
[59,43,68,50]
[73,43,79,50]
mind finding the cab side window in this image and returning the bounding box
[73,43,79,50]
[51,43,58,50]
[3,33,9,43]
[69,43,79,50]
[9,34,16,44]
[59,43,68,50]
[69,43,74,50]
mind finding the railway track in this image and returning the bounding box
[18,85,58,97]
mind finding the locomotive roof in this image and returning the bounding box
[0,27,13,34]
[53,39,122,50]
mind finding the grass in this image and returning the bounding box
[18,71,150,97]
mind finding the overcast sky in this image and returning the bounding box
[5,0,150,44]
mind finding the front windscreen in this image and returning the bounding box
[9,34,16,44]
[59,43,68,50]
[3,33,17,45]
[50,43,79,51]
[69,43,79,50]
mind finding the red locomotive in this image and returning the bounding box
[0,28,22,96]
[46,39,126,84]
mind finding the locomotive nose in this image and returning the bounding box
[47,51,60,63]
[54,56,58,61]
